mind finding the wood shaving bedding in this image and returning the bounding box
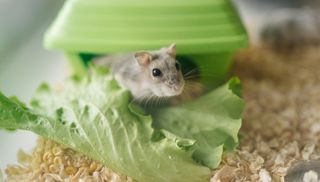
[4,138,133,182]
[3,46,320,182]
[211,47,320,182]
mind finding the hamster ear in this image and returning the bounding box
[135,52,152,66]
[167,43,176,58]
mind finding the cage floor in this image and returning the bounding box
[211,46,320,181]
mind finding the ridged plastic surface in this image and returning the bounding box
[44,0,247,54]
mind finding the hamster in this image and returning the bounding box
[93,44,185,104]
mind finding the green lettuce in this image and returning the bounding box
[0,67,243,182]
[152,78,243,168]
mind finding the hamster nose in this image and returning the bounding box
[169,78,178,85]
[168,81,174,85]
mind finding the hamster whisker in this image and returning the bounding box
[155,96,162,107]
[141,95,149,108]
[160,96,169,106]
[130,91,150,105]
[144,94,155,109]
[130,91,172,108]
[183,68,199,77]
[149,95,158,108]
[155,96,161,106]
[184,75,201,80]
[154,95,165,107]
[184,74,221,81]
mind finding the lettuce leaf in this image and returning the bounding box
[152,78,244,168]
[0,67,243,182]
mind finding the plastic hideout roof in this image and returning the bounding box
[44,0,248,54]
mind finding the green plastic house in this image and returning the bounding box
[44,0,247,86]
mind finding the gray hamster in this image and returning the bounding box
[93,44,186,104]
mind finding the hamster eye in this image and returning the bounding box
[175,62,180,71]
[152,68,162,77]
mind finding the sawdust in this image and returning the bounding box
[211,46,320,182]
[4,138,133,182]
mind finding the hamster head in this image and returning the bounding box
[134,43,185,97]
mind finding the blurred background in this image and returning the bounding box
[0,0,66,170]
[0,0,315,172]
